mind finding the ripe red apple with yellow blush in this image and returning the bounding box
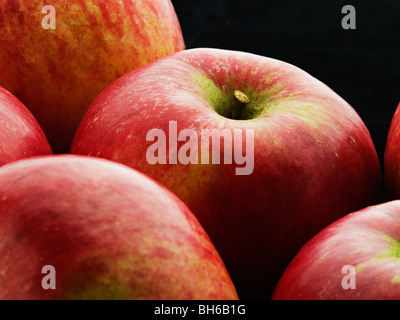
[0,155,237,300]
[272,201,400,300]
[71,48,382,299]
[0,86,51,166]
[384,102,400,199]
[0,0,185,153]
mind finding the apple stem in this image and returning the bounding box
[232,90,250,120]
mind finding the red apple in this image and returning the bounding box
[0,155,238,300]
[272,201,400,300]
[384,102,400,199]
[0,0,185,153]
[70,48,381,299]
[0,86,52,166]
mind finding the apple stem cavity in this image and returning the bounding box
[232,90,250,120]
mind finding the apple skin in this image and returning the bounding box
[70,48,382,299]
[0,0,185,153]
[0,86,52,166]
[0,155,238,300]
[384,102,400,199]
[272,201,400,300]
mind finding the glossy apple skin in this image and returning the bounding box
[272,201,400,300]
[71,48,381,299]
[0,0,185,153]
[0,86,52,166]
[0,155,237,300]
[384,102,400,199]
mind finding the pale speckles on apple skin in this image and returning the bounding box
[0,119,18,134]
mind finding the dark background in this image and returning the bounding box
[172,0,399,189]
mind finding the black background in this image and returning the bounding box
[172,0,399,194]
